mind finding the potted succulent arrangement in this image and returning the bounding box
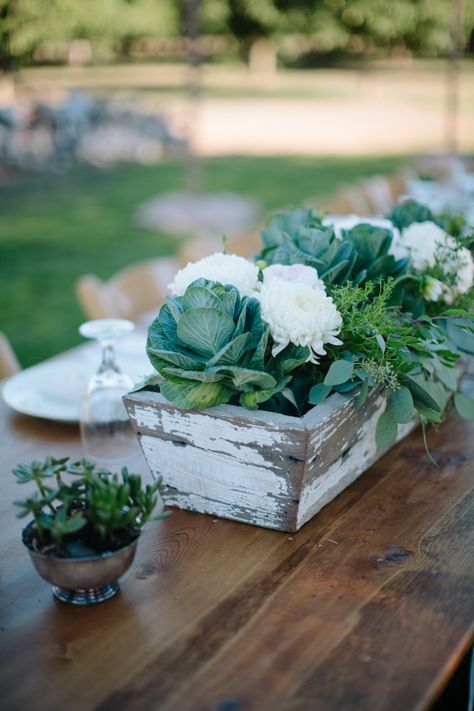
[14,457,168,604]
[125,199,474,532]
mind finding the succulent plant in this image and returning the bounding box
[146,278,308,410]
[259,207,408,286]
[14,457,168,557]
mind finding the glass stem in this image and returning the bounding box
[99,341,119,374]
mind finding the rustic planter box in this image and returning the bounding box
[124,386,418,532]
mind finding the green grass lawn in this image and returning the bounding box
[0,154,406,367]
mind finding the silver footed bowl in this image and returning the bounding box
[22,521,139,605]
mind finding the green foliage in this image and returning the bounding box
[0,0,179,69]
[454,393,474,421]
[146,278,308,410]
[259,207,408,286]
[388,199,435,231]
[305,277,472,449]
[324,358,353,386]
[220,0,474,61]
[13,457,168,556]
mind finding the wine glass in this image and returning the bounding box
[79,318,139,466]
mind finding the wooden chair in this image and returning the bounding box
[387,166,418,202]
[76,257,179,321]
[0,332,20,380]
[359,175,394,215]
[326,184,372,216]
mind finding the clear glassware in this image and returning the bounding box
[79,318,139,466]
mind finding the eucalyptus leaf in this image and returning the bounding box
[308,383,332,405]
[454,393,474,421]
[324,359,354,386]
[375,409,398,448]
[404,377,441,412]
[354,378,369,409]
[388,386,414,424]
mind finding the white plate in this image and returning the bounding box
[2,333,153,423]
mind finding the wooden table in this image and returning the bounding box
[1,369,474,711]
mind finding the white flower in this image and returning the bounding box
[393,221,474,303]
[442,247,474,303]
[169,252,260,298]
[452,247,474,295]
[423,276,444,302]
[259,277,343,363]
[263,263,324,289]
[323,214,399,240]
[396,221,447,270]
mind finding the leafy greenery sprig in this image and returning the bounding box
[14,457,169,557]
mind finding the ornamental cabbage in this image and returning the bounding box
[146,278,308,410]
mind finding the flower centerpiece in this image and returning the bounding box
[125,198,474,532]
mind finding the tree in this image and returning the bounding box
[0,0,179,72]
[209,0,474,62]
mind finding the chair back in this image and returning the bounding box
[76,258,179,321]
[0,332,20,380]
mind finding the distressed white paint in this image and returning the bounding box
[132,403,290,467]
[124,382,441,532]
[141,434,291,501]
[297,411,418,528]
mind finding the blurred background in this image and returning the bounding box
[1,0,473,368]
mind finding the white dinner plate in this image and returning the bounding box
[2,333,153,423]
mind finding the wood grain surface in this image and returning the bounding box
[1,373,474,711]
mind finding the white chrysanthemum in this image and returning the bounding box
[442,247,474,303]
[263,263,324,289]
[169,252,260,298]
[323,214,399,241]
[392,221,474,303]
[395,221,446,270]
[452,247,474,294]
[259,278,343,363]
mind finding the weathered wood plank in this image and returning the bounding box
[139,433,303,529]
[125,390,309,531]
[298,389,417,527]
[126,367,470,532]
